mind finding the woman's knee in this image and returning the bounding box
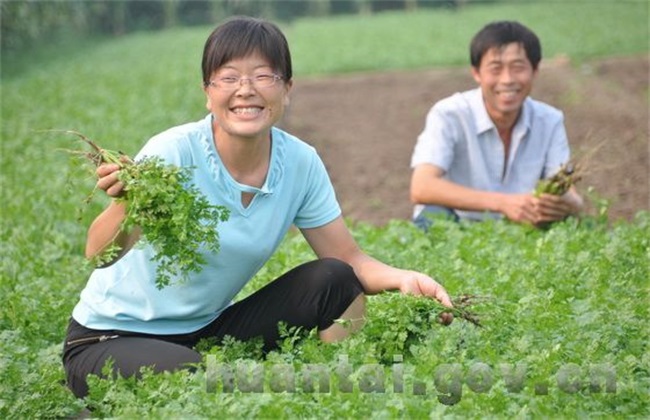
[319,292,365,343]
[301,258,364,329]
[308,257,363,293]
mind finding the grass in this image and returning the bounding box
[288,1,649,75]
[1,2,649,418]
[3,1,648,79]
[2,217,649,417]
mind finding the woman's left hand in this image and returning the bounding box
[398,271,453,308]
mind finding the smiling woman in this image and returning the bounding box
[61,15,453,400]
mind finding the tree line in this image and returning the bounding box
[1,0,476,52]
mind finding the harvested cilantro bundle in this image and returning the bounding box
[534,161,581,196]
[63,130,230,289]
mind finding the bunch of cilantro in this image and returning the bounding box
[64,130,230,289]
[118,156,230,289]
[535,161,581,196]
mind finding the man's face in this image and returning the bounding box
[471,42,537,124]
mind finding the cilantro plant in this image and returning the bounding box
[535,161,581,196]
[64,130,230,289]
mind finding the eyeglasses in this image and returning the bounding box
[207,74,283,91]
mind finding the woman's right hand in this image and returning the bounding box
[96,163,126,197]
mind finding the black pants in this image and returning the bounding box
[62,258,364,398]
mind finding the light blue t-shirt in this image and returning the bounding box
[411,88,570,221]
[72,114,341,334]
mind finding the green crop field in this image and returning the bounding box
[1,2,649,418]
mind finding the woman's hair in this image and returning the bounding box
[469,21,542,70]
[201,16,292,86]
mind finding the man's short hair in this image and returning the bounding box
[470,21,542,70]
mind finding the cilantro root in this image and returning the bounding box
[60,130,230,289]
[436,294,489,327]
[437,311,454,326]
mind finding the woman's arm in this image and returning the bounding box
[85,163,141,264]
[301,217,452,307]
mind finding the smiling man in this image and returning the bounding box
[410,21,583,229]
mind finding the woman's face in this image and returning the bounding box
[204,52,292,142]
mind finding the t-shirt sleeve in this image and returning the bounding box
[542,112,571,179]
[293,150,341,229]
[410,104,456,172]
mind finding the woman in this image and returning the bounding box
[63,16,452,399]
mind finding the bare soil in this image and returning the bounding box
[282,54,649,225]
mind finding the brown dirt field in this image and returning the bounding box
[282,54,649,225]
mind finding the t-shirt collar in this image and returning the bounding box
[200,114,283,196]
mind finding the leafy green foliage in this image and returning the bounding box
[117,156,230,288]
[63,131,231,289]
[1,5,648,418]
[7,214,649,418]
[0,333,85,418]
[287,2,648,75]
[4,2,648,80]
[3,206,650,417]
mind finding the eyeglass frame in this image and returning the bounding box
[206,73,284,90]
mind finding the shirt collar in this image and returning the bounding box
[470,88,532,136]
[200,114,284,196]
[469,88,493,134]
[512,100,532,141]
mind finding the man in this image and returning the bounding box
[410,21,583,229]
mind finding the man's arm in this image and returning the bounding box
[410,163,541,224]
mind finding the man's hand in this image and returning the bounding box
[498,193,541,224]
[535,190,582,223]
